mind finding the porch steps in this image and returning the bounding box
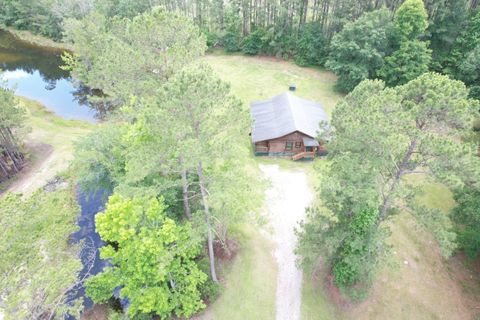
[292,151,315,161]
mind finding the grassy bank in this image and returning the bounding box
[1,26,71,51]
[197,224,277,319]
[1,97,92,194]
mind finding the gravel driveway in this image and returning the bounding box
[260,164,313,320]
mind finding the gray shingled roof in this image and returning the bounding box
[250,92,328,143]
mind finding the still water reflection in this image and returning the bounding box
[0,29,103,122]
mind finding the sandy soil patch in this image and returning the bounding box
[4,140,56,195]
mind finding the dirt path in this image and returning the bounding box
[260,164,313,320]
[4,141,55,194]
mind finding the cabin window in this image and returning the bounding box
[285,141,293,150]
[295,142,302,148]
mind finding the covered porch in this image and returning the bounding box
[292,138,320,161]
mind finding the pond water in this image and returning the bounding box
[68,190,130,317]
[0,29,117,316]
[68,190,110,315]
[0,29,98,122]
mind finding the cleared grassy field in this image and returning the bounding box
[201,55,342,319]
[203,53,341,116]
[205,54,480,320]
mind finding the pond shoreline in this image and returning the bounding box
[0,28,100,122]
[1,26,71,51]
[1,96,93,196]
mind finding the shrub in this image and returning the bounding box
[197,257,223,302]
[242,27,268,55]
[452,187,480,259]
[223,30,242,52]
[202,28,221,48]
[331,207,389,299]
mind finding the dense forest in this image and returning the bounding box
[0,0,479,318]
[1,0,480,98]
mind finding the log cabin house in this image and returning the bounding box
[250,92,328,160]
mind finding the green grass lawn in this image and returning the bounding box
[301,273,340,320]
[203,53,342,116]
[197,224,277,320]
[202,54,480,320]
[199,55,342,319]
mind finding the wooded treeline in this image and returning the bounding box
[1,0,478,54]
[2,0,480,96]
[0,84,26,182]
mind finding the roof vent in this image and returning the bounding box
[289,84,296,91]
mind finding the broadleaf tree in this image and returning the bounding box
[379,40,432,86]
[85,195,207,319]
[427,0,469,71]
[393,0,428,41]
[379,0,432,86]
[325,8,393,92]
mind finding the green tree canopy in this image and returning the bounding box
[297,73,480,297]
[63,8,206,104]
[380,0,431,86]
[85,194,207,319]
[379,40,432,86]
[294,22,329,67]
[450,9,480,64]
[427,0,469,71]
[0,188,83,319]
[325,8,393,92]
[448,10,480,98]
[458,44,480,85]
[0,82,28,180]
[72,123,128,194]
[122,63,259,281]
[394,0,428,40]
[73,63,262,285]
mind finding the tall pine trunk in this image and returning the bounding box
[197,160,219,283]
[379,139,418,221]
